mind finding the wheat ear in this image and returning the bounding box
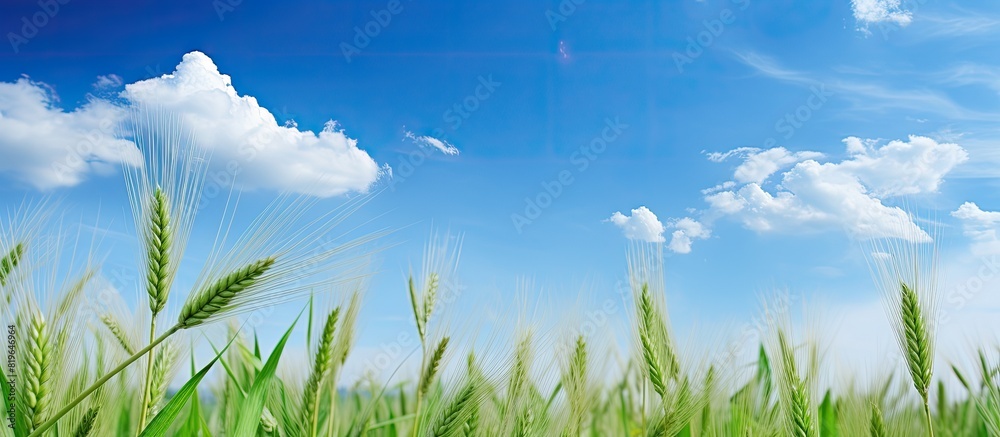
[72,407,98,437]
[432,380,477,437]
[25,311,52,433]
[776,330,816,437]
[421,337,450,397]
[899,283,933,399]
[304,307,341,437]
[178,257,276,327]
[869,402,886,437]
[99,313,135,355]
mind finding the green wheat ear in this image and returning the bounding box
[72,407,98,437]
[433,380,478,436]
[869,402,886,437]
[146,187,172,316]
[900,282,933,399]
[303,306,341,437]
[99,313,135,355]
[25,312,52,433]
[178,256,276,327]
[0,242,23,285]
[776,330,815,437]
[420,337,450,397]
[1,242,24,304]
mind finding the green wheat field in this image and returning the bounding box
[1,111,998,437]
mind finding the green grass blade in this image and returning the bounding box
[232,308,304,437]
[140,333,238,437]
[819,390,837,437]
[182,352,206,436]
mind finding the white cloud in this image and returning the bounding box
[851,0,912,30]
[838,136,968,198]
[404,131,459,155]
[709,146,824,184]
[0,52,385,197]
[93,74,123,89]
[678,136,967,252]
[0,78,139,189]
[668,217,710,254]
[952,202,1000,255]
[123,51,384,197]
[607,206,666,244]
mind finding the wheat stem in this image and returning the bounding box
[136,319,156,435]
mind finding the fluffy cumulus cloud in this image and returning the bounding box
[607,206,666,243]
[668,217,710,254]
[678,135,968,253]
[952,202,1000,255]
[0,51,384,197]
[123,51,384,197]
[0,78,139,189]
[708,147,824,185]
[851,0,912,29]
[404,131,459,155]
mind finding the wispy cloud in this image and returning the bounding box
[404,131,460,156]
[918,11,1000,39]
[735,52,1000,122]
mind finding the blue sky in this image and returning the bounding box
[3,0,1000,380]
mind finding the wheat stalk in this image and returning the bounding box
[866,219,939,437]
[304,306,341,437]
